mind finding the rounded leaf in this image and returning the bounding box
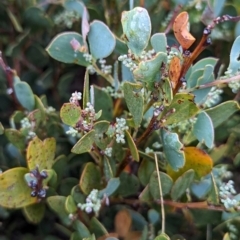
[60,103,81,127]
[88,20,116,59]
[0,167,37,209]
[121,7,151,56]
[149,171,173,199]
[167,147,213,181]
[14,81,35,111]
[46,32,89,66]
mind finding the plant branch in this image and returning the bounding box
[154,153,165,233]
[110,198,225,211]
[92,62,114,85]
[185,74,240,92]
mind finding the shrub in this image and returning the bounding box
[1,0,240,239]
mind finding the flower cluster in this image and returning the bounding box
[66,127,81,138]
[78,189,101,214]
[203,87,223,108]
[219,180,239,210]
[69,91,82,104]
[168,117,197,134]
[115,118,129,144]
[118,54,138,71]
[102,86,124,99]
[228,80,240,94]
[83,53,93,63]
[54,10,80,28]
[20,117,36,139]
[26,167,48,199]
[46,106,56,113]
[99,59,112,75]
[104,147,112,157]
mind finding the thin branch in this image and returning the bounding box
[185,74,240,93]
[164,5,182,35]
[92,62,114,85]
[110,198,225,211]
[154,153,165,233]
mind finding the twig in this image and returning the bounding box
[164,5,182,35]
[92,62,114,85]
[185,74,240,93]
[154,153,165,233]
[110,198,225,211]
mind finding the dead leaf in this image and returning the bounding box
[169,56,181,90]
[173,12,196,49]
[114,209,132,238]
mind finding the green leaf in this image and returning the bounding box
[161,128,185,171]
[47,196,71,225]
[149,171,173,199]
[88,20,116,59]
[103,156,114,180]
[118,172,140,197]
[5,129,25,150]
[90,217,108,239]
[161,93,199,126]
[193,111,214,148]
[121,7,151,56]
[171,169,195,201]
[93,121,111,150]
[63,0,85,16]
[151,33,167,53]
[154,233,170,240]
[23,202,45,224]
[148,209,159,225]
[26,136,56,171]
[99,178,120,198]
[46,32,89,66]
[0,122,4,135]
[138,159,155,186]
[94,86,113,121]
[133,52,167,85]
[60,103,81,127]
[71,185,85,204]
[79,162,101,195]
[228,35,240,74]
[35,95,46,120]
[71,130,95,154]
[0,167,37,208]
[123,82,144,127]
[65,195,77,214]
[206,101,240,128]
[28,110,42,128]
[23,7,53,29]
[213,0,226,16]
[14,81,35,111]
[73,220,91,239]
[83,70,90,109]
[208,173,219,204]
[139,185,153,202]
[161,78,173,106]
[125,130,139,161]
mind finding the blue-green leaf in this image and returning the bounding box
[88,20,116,59]
[14,81,35,111]
[161,128,185,171]
[151,33,167,53]
[46,32,89,66]
[193,111,214,148]
[121,7,151,56]
[228,36,240,74]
